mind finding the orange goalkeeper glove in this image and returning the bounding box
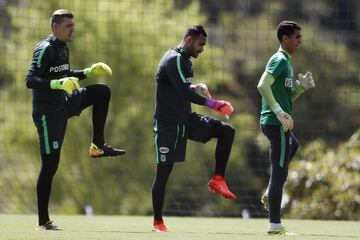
[205,99,234,119]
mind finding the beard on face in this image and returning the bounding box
[188,43,199,58]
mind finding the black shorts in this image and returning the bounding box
[33,88,89,155]
[153,112,220,165]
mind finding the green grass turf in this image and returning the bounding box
[0,214,359,240]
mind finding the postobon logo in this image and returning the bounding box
[159,147,169,154]
[49,64,69,73]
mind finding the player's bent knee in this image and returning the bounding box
[222,124,235,139]
[87,84,111,99]
[98,84,111,98]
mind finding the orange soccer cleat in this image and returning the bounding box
[152,219,169,233]
[208,175,237,200]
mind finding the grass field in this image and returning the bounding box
[0,214,359,240]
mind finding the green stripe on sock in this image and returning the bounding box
[41,115,50,154]
[280,127,285,168]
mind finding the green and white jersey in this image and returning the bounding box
[260,48,294,125]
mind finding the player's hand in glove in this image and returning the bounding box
[84,62,112,77]
[298,71,315,90]
[205,99,234,119]
[194,83,212,99]
[271,103,293,132]
[50,77,80,94]
[277,111,294,132]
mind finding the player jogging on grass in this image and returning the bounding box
[25,9,125,230]
[257,21,315,234]
[151,25,237,233]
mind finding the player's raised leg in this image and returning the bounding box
[207,121,236,200]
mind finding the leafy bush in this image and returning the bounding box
[286,130,360,220]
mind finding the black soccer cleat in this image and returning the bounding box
[36,220,62,231]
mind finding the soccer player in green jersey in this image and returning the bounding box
[257,21,315,234]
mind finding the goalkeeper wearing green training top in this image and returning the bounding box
[25,9,125,231]
[257,21,315,235]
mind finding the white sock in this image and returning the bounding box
[269,222,282,229]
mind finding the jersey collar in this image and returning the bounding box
[279,46,291,59]
[47,34,67,48]
[176,45,191,59]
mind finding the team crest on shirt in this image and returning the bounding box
[284,78,293,88]
[159,147,169,154]
[284,65,294,88]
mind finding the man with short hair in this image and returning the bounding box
[257,21,315,234]
[25,9,125,230]
[152,25,237,232]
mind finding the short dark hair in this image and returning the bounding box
[184,25,207,39]
[50,9,73,26]
[276,21,301,42]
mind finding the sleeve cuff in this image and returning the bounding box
[271,103,283,115]
[84,68,92,78]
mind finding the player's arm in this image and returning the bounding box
[257,71,293,131]
[83,62,112,79]
[25,44,79,94]
[68,69,86,80]
[68,62,112,80]
[167,55,233,118]
[292,71,315,101]
[166,55,207,105]
[190,83,212,98]
[25,43,54,89]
